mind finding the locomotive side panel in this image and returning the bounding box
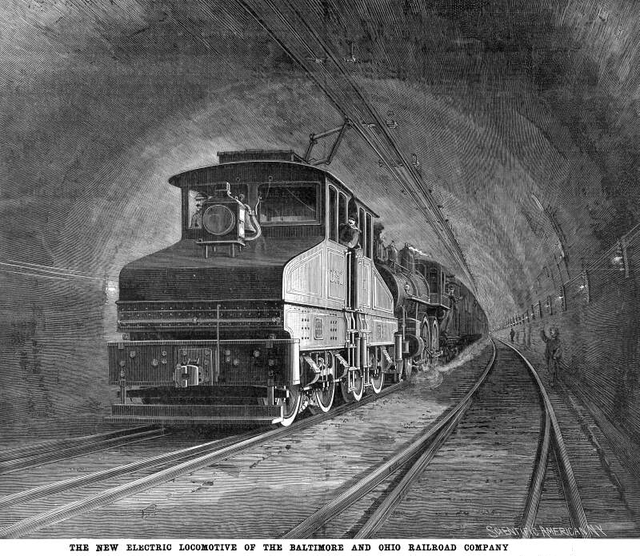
[372,265,396,315]
[282,306,346,351]
[282,240,396,349]
[283,240,346,311]
[327,246,347,302]
[369,316,398,346]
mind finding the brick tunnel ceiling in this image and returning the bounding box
[2,0,639,328]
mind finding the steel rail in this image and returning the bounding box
[0,382,405,538]
[500,339,590,536]
[353,397,473,538]
[0,429,264,511]
[520,405,552,536]
[0,426,158,463]
[283,339,497,538]
[357,340,576,539]
[0,428,166,475]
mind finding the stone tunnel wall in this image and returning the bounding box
[496,226,640,447]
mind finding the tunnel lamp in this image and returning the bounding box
[580,271,591,303]
[611,245,625,271]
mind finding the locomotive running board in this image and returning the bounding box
[107,404,283,425]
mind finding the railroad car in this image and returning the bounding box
[107,150,487,426]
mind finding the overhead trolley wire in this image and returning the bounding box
[237,0,477,290]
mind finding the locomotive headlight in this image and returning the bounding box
[203,205,236,235]
[253,349,261,358]
[232,358,240,367]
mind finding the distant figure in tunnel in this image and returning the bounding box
[339,216,361,249]
[540,326,562,386]
[510,328,515,342]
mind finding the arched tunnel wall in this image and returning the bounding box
[496,231,640,446]
[1,0,639,467]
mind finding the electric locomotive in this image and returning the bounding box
[109,150,403,426]
[107,149,486,426]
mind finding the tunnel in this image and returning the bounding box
[1,0,639,533]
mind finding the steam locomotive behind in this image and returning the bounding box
[107,150,487,426]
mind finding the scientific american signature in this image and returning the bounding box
[486,524,606,538]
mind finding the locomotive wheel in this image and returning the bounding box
[340,370,364,403]
[308,354,336,414]
[278,386,301,427]
[369,350,384,394]
[311,376,335,414]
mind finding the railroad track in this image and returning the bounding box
[0,381,406,538]
[0,427,165,475]
[284,338,589,539]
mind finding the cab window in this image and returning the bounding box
[329,185,338,241]
[339,192,348,227]
[358,208,366,255]
[258,182,319,224]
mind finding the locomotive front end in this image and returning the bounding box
[108,303,301,425]
[107,151,324,426]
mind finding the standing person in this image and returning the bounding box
[510,328,515,342]
[540,327,562,386]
